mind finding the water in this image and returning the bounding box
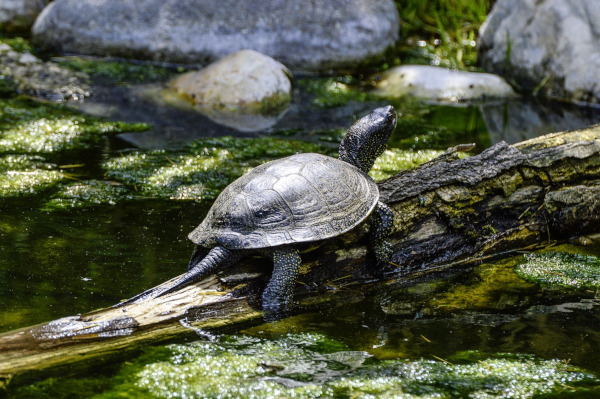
[2,71,600,397]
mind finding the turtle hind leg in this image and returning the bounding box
[115,246,239,306]
[155,245,241,298]
[369,201,396,275]
[188,245,209,271]
[262,247,302,314]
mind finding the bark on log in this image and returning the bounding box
[2,125,600,389]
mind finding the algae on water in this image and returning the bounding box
[0,99,150,153]
[0,154,65,197]
[11,333,599,398]
[44,180,131,210]
[102,137,337,202]
[370,148,443,181]
[516,252,600,288]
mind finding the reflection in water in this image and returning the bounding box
[0,200,207,332]
[481,98,600,144]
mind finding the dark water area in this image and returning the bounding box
[2,73,600,397]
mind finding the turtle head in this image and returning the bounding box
[339,105,397,174]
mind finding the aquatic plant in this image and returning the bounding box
[44,180,131,210]
[102,137,336,202]
[57,57,180,84]
[516,252,600,288]
[11,333,598,398]
[0,98,149,153]
[0,154,64,197]
[298,77,378,108]
[370,148,443,181]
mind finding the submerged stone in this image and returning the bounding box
[373,65,516,102]
[516,252,600,288]
[170,50,292,132]
[31,0,399,72]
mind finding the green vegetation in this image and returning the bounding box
[395,0,492,70]
[516,252,600,288]
[0,98,149,198]
[298,77,378,108]
[44,180,131,210]
[370,148,442,181]
[11,333,599,398]
[0,37,34,53]
[0,155,65,197]
[0,98,149,153]
[56,57,181,84]
[101,137,336,202]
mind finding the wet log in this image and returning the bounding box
[2,125,600,389]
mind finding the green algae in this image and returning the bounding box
[298,77,378,108]
[101,137,336,202]
[0,37,34,54]
[44,180,131,210]
[56,57,178,84]
[370,148,443,181]
[0,169,64,197]
[516,252,600,289]
[10,333,598,398]
[423,256,535,312]
[0,98,150,153]
[0,154,65,197]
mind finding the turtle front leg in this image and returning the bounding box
[369,201,395,274]
[262,247,302,313]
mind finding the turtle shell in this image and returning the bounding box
[188,153,379,249]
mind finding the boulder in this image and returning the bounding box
[169,50,292,132]
[31,0,399,72]
[373,65,515,102]
[478,0,600,104]
[0,0,47,33]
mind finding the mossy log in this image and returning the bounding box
[2,125,600,389]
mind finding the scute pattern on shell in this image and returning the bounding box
[188,153,379,249]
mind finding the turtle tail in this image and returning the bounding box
[114,246,239,307]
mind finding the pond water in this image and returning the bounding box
[2,68,600,398]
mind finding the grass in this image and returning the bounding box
[394,0,493,70]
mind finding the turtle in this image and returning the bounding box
[122,105,397,312]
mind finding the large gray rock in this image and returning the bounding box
[0,0,48,33]
[32,0,399,72]
[478,0,600,104]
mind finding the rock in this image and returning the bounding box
[0,0,48,33]
[0,44,89,101]
[31,0,399,72]
[478,0,600,104]
[169,50,292,132]
[373,65,516,102]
